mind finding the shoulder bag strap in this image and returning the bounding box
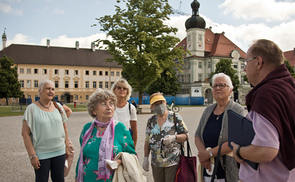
[211,144,222,182]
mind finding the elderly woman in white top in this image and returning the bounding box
[111,78,138,149]
[195,73,248,182]
[21,79,70,182]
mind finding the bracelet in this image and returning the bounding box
[236,146,244,160]
[29,154,37,160]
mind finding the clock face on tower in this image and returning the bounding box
[188,42,192,50]
[198,42,203,48]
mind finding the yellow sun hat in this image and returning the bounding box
[149,94,166,105]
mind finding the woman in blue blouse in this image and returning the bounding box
[76,89,136,182]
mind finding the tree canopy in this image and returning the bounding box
[0,55,23,105]
[145,67,180,95]
[211,58,240,92]
[95,0,185,103]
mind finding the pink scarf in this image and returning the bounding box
[77,118,115,181]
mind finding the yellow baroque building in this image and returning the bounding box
[0,40,122,105]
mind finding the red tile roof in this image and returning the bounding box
[176,28,246,59]
[0,44,121,68]
[284,49,295,67]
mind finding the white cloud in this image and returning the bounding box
[39,33,111,49]
[0,2,23,15]
[167,14,295,52]
[52,8,64,14]
[5,34,33,47]
[219,0,295,22]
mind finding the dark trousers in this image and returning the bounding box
[34,154,65,182]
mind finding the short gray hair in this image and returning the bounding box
[211,73,234,90]
[38,79,54,96]
[87,89,117,118]
[111,77,132,101]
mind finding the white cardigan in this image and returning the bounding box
[113,152,146,182]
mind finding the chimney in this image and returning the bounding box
[75,41,79,50]
[47,39,50,48]
[91,42,95,52]
[2,28,7,50]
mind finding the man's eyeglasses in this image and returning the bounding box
[212,83,229,89]
[244,56,257,66]
[116,86,127,91]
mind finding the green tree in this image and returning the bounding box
[284,60,294,74]
[95,0,185,104]
[0,55,23,105]
[212,58,240,92]
[145,67,180,95]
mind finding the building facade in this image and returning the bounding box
[175,0,252,104]
[0,39,122,105]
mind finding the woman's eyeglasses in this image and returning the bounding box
[116,86,127,91]
[212,83,229,89]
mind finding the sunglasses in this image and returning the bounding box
[116,86,127,91]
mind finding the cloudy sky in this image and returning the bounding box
[1,0,295,52]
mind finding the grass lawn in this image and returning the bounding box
[0,103,88,117]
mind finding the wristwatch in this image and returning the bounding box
[29,154,37,160]
[208,149,214,157]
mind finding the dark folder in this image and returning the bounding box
[228,109,258,170]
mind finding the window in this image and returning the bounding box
[241,64,245,69]
[93,81,97,88]
[75,70,78,75]
[93,71,97,75]
[105,71,108,76]
[208,62,211,68]
[85,70,89,75]
[75,95,78,100]
[111,82,114,88]
[55,81,59,88]
[105,82,109,88]
[27,80,31,88]
[65,81,69,88]
[34,80,38,88]
[20,68,24,74]
[27,95,31,99]
[86,95,89,100]
[233,64,238,69]
[34,69,38,74]
[198,73,202,81]
[86,81,89,88]
[20,80,24,88]
[99,82,103,88]
[55,69,58,74]
[116,71,120,76]
[27,69,31,74]
[65,70,69,75]
[111,71,114,76]
[75,81,78,88]
[198,62,202,68]
[99,71,103,76]
[43,69,47,74]
[198,34,202,41]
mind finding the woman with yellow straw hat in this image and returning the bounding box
[142,92,189,182]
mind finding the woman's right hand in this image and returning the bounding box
[201,159,211,172]
[31,156,41,170]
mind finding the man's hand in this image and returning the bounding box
[142,157,149,171]
[231,142,244,163]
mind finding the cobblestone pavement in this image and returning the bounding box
[0,106,205,182]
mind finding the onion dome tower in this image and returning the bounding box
[2,28,7,50]
[185,0,206,57]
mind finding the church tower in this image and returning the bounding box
[2,28,7,50]
[185,0,206,57]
